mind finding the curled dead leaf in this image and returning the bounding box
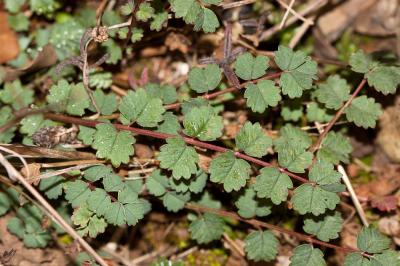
[0,12,19,64]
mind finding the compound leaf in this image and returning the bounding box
[64,180,91,208]
[89,89,118,115]
[235,122,272,158]
[92,123,135,167]
[345,96,382,129]
[278,147,313,173]
[274,124,312,152]
[290,244,326,266]
[234,52,269,80]
[292,184,340,215]
[209,151,251,192]
[39,175,65,199]
[189,213,224,244]
[303,211,343,242]
[315,75,350,110]
[47,80,89,116]
[0,79,34,110]
[156,112,181,134]
[102,173,125,192]
[83,165,113,182]
[146,170,169,197]
[162,191,190,212]
[244,230,278,262]
[274,46,317,98]
[371,250,400,265]
[78,126,96,145]
[349,50,374,74]
[20,114,56,136]
[87,188,112,216]
[309,161,342,185]
[344,253,371,266]
[254,167,293,205]
[183,106,223,141]
[136,2,154,22]
[119,88,165,127]
[158,137,199,180]
[244,80,281,113]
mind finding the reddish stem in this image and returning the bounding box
[165,72,283,110]
[44,113,310,183]
[312,79,367,152]
[186,203,360,254]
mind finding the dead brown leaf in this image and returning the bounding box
[0,12,19,64]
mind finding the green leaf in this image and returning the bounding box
[181,98,208,115]
[104,189,150,226]
[0,192,11,216]
[162,191,190,212]
[29,0,60,16]
[20,114,56,136]
[209,151,251,192]
[344,253,371,266]
[194,8,220,33]
[92,123,135,167]
[244,80,281,113]
[169,169,208,193]
[151,12,168,31]
[131,27,144,43]
[146,83,178,105]
[119,89,165,127]
[102,39,122,64]
[72,204,107,238]
[146,170,169,196]
[47,80,89,116]
[278,147,313,173]
[103,173,125,192]
[357,227,390,254]
[156,112,181,134]
[309,161,342,185]
[282,104,303,122]
[86,188,112,216]
[78,126,96,145]
[303,212,343,241]
[0,79,34,110]
[183,106,223,141]
[244,230,278,262]
[371,250,400,265]
[89,72,112,89]
[136,2,154,22]
[83,165,112,182]
[274,124,312,152]
[317,132,352,164]
[89,89,118,115]
[195,191,221,209]
[235,122,272,158]
[254,167,293,205]
[306,102,333,123]
[39,175,65,199]
[189,213,224,244]
[64,180,91,208]
[0,106,16,143]
[274,46,318,98]
[188,64,222,93]
[8,13,29,32]
[315,75,350,110]
[349,50,374,74]
[5,0,25,13]
[345,96,382,129]
[292,184,340,215]
[290,244,326,266]
[202,0,223,4]
[234,52,269,80]
[235,187,272,218]
[158,137,199,180]
[367,66,400,95]
[170,0,201,25]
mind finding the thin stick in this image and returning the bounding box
[186,203,361,254]
[27,163,101,182]
[219,0,256,9]
[279,0,296,29]
[312,79,367,152]
[0,146,30,181]
[44,112,310,184]
[289,15,315,48]
[0,153,108,266]
[277,0,314,26]
[338,165,369,227]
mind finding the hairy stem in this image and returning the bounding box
[312,79,367,152]
[44,113,309,183]
[185,203,360,254]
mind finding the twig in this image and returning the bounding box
[289,15,315,48]
[219,0,256,9]
[312,79,367,152]
[0,146,30,181]
[277,0,314,26]
[27,163,101,182]
[0,153,108,266]
[279,0,296,29]
[44,112,310,184]
[185,203,361,254]
[338,165,369,227]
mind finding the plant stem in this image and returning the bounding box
[44,113,310,183]
[185,203,360,254]
[312,79,367,152]
[165,72,283,110]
